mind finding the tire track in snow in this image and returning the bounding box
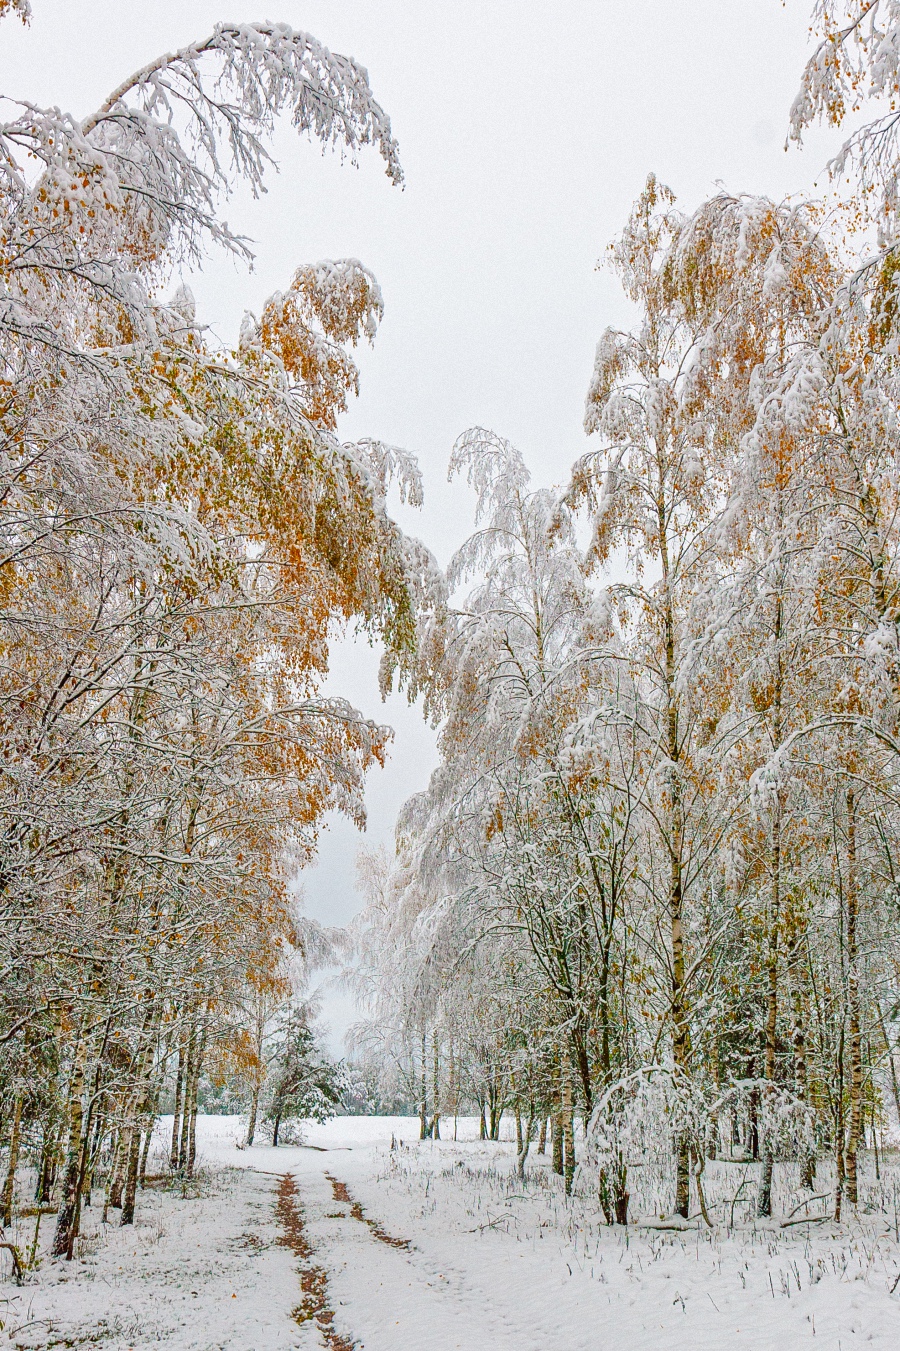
[275,1172,358,1350]
[324,1173,412,1251]
[314,1167,530,1351]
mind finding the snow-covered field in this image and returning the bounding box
[3,1114,900,1349]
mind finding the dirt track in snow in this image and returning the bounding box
[7,1116,900,1351]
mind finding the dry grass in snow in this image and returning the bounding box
[5,1116,900,1350]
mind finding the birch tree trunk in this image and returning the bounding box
[170,1038,185,1168]
[122,1035,155,1224]
[877,1004,900,1133]
[663,578,691,1218]
[120,1125,141,1225]
[0,1096,23,1227]
[52,1034,86,1259]
[430,1033,441,1140]
[758,801,782,1218]
[178,1020,197,1171]
[515,1106,535,1180]
[186,1023,206,1177]
[562,1068,575,1196]
[418,1030,428,1141]
[788,925,816,1189]
[138,1122,153,1187]
[551,1108,564,1177]
[246,1076,260,1148]
[655,501,693,1220]
[103,1130,123,1221]
[35,1126,57,1204]
[108,1125,127,1209]
[834,1020,846,1223]
[551,1058,564,1177]
[845,789,862,1207]
[488,1075,502,1141]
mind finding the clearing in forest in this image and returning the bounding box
[4,1115,900,1351]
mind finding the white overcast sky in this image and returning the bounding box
[1,1,847,1046]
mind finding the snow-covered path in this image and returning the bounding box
[289,1155,601,1351]
[203,1115,900,1351]
[6,1116,900,1350]
[284,1163,502,1350]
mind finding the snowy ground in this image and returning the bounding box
[0,1161,301,1350]
[2,1114,900,1349]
